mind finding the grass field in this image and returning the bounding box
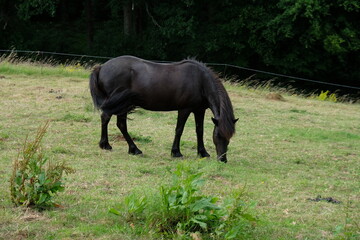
[0,60,359,239]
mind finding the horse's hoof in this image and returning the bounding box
[171,151,183,158]
[99,142,112,150]
[129,148,143,155]
[198,151,210,158]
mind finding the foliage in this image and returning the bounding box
[109,193,147,222]
[9,121,75,209]
[0,0,359,87]
[316,90,338,102]
[16,0,58,20]
[110,162,257,239]
[155,163,221,234]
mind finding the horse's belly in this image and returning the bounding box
[131,78,205,111]
[138,93,204,111]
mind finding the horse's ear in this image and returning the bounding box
[233,118,239,124]
[212,117,219,126]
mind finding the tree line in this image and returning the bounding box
[1,0,359,88]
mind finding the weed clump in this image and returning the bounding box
[110,162,258,239]
[316,90,337,102]
[9,121,75,209]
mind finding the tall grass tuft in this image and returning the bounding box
[9,121,75,209]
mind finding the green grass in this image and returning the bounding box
[0,59,89,78]
[0,61,359,239]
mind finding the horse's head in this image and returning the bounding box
[212,117,238,163]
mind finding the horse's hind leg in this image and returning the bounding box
[99,112,113,150]
[171,109,191,158]
[194,109,210,158]
[117,115,142,155]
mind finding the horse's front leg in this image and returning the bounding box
[99,112,113,150]
[194,109,210,158]
[117,115,142,155]
[171,109,191,157]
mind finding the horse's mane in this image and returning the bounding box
[212,71,236,140]
[183,58,236,140]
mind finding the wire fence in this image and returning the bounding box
[0,49,113,60]
[1,49,359,91]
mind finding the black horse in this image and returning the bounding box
[89,56,237,162]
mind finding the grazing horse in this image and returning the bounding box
[89,56,237,162]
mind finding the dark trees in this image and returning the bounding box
[0,0,359,86]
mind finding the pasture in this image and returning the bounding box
[0,61,359,239]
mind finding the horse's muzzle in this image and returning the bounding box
[218,155,227,163]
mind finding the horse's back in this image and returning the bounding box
[98,56,209,110]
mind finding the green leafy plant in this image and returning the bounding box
[109,193,147,222]
[155,163,221,234]
[317,90,337,102]
[9,121,75,209]
[110,162,258,239]
[217,190,258,239]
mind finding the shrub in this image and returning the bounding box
[110,162,258,239]
[317,90,337,102]
[9,121,75,209]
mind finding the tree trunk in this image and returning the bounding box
[123,1,132,36]
[85,0,94,50]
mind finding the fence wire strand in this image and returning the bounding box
[1,49,359,90]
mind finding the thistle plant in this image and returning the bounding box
[9,121,74,209]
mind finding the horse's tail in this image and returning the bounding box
[89,65,137,116]
[100,88,137,116]
[89,65,106,110]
